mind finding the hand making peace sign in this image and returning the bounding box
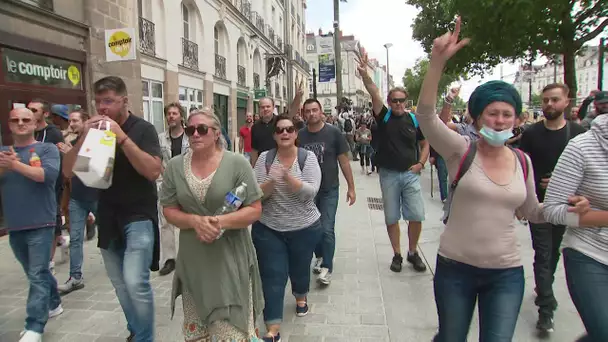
[430,16,470,65]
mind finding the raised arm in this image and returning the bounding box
[356,47,384,116]
[287,77,305,118]
[415,17,470,159]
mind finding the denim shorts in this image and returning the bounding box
[379,168,425,224]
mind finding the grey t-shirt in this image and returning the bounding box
[298,124,349,191]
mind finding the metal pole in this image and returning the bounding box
[528,58,533,107]
[284,0,293,101]
[386,47,390,92]
[553,59,557,83]
[599,38,605,91]
[313,68,318,99]
[333,0,343,106]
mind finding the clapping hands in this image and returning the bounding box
[0,147,18,169]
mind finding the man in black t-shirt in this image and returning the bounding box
[358,50,430,273]
[63,77,162,342]
[250,97,277,167]
[520,83,586,334]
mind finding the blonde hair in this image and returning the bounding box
[187,108,227,149]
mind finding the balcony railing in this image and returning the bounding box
[253,73,260,89]
[138,17,156,56]
[251,11,265,33]
[21,0,53,10]
[240,0,251,20]
[275,83,281,98]
[215,54,227,79]
[237,65,246,86]
[277,37,283,51]
[268,26,275,44]
[295,51,301,62]
[182,38,198,70]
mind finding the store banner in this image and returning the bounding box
[105,28,137,62]
[2,48,83,89]
[318,54,336,83]
[317,36,334,54]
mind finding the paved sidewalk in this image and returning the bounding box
[0,162,587,341]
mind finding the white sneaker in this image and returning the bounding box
[49,261,56,276]
[312,258,323,274]
[19,330,42,342]
[49,304,64,318]
[318,267,332,285]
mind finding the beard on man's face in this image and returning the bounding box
[543,110,563,120]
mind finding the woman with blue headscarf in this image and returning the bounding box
[415,18,590,341]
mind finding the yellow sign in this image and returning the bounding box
[67,66,80,86]
[104,28,137,62]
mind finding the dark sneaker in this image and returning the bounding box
[262,332,281,342]
[390,254,403,272]
[407,252,427,272]
[57,277,85,294]
[296,301,309,317]
[159,259,175,276]
[536,313,554,333]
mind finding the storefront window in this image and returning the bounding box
[142,79,165,133]
[179,86,203,113]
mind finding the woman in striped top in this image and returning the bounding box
[252,114,322,342]
[544,113,608,341]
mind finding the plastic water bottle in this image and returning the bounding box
[215,182,248,239]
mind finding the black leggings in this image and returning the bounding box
[359,145,371,167]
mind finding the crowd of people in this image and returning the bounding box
[1,17,608,342]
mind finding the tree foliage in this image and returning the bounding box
[406,0,608,102]
[403,57,461,102]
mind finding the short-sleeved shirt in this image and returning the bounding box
[239,125,252,153]
[520,121,586,202]
[298,124,349,191]
[97,114,162,252]
[374,106,425,172]
[251,116,277,153]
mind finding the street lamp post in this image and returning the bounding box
[384,43,393,93]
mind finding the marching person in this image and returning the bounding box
[157,102,189,276]
[63,76,162,342]
[1,107,63,342]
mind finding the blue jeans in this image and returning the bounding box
[252,220,322,324]
[9,227,62,333]
[563,248,608,341]
[433,255,524,342]
[379,168,425,224]
[100,220,155,341]
[314,186,340,272]
[68,198,97,279]
[435,156,448,202]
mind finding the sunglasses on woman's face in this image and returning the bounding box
[275,126,296,134]
[185,124,211,136]
[390,98,407,104]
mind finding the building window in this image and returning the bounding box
[179,86,204,112]
[20,0,53,11]
[142,80,165,133]
[182,3,190,40]
[214,27,219,54]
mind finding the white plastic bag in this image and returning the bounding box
[73,121,116,189]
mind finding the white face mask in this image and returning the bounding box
[479,125,514,147]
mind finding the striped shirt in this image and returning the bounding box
[254,150,321,232]
[544,114,608,266]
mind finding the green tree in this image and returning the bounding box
[452,96,466,111]
[530,93,543,107]
[403,57,461,102]
[406,0,608,103]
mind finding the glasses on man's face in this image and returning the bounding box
[275,126,296,134]
[390,98,407,104]
[27,107,38,113]
[9,117,33,124]
[94,98,120,106]
[185,124,212,137]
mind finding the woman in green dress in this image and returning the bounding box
[159,109,265,342]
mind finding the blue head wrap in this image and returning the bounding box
[467,80,522,120]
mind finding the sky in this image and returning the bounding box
[304,0,521,101]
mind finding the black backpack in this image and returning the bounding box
[343,118,353,133]
[265,148,308,174]
[441,141,530,224]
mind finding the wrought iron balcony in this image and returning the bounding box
[182,37,198,70]
[251,12,265,32]
[277,37,283,51]
[253,73,260,89]
[240,0,251,20]
[21,0,53,10]
[215,54,227,79]
[138,17,156,56]
[295,51,301,62]
[275,83,281,98]
[237,65,246,86]
[268,26,275,44]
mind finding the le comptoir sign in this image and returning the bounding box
[2,48,82,89]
